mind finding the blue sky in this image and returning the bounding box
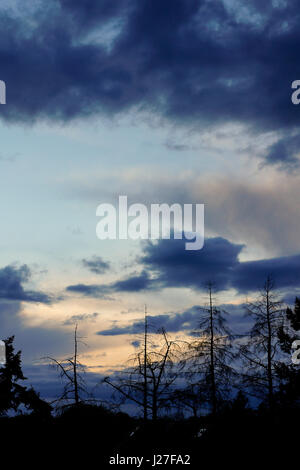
[1,0,300,400]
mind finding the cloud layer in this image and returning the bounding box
[2,0,300,168]
[66,236,300,295]
[82,256,110,274]
[97,303,250,336]
[0,265,52,303]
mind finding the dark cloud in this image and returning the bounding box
[97,303,248,336]
[66,270,152,297]
[72,237,300,296]
[142,237,300,293]
[233,253,300,293]
[65,283,111,298]
[111,270,152,292]
[2,0,300,167]
[263,133,300,171]
[97,306,202,336]
[82,256,110,274]
[141,237,300,293]
[0,264,52,303]
[141,237,244,291]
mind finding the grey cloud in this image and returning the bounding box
[66,270,152,297]
[0,264,52,304]
[262,133,300,171]
[65,283,112,298]
[97,303,248,336]
[67,171,300,256]
[76,236,300,297]
[63,312,100,325]
[1,0,300,173]
[82,256,110,274]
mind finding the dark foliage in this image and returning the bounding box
[0,336,51,417]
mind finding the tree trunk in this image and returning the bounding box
[152,390,157,420]
[74,324,79,406]
[266,284,273,408]
[143,305,148,421]
[209,285,217,415]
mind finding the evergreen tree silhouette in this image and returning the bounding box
[0,336,51,417]
[276,297,300,405]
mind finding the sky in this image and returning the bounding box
[1,0,300,401]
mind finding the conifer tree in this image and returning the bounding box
[0,336,51,416]
[241,277,284,408]
[187,283,234,415]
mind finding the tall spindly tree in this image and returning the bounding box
[240,277,285,408]
[45,324,88,407]
[187,283,234,415]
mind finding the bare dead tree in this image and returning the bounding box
[44,324,88,408]
[187,283,235,415]
[143,304,148,421]
[240,276,285,408]
[104,325,184,420]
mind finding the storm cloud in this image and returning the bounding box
[0,264,52,303]
[1,0,300,168]
[141,237,300,293]
[67,237,300,296]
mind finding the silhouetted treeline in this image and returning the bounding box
[1,278,300,465]
[104,279,300,419]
